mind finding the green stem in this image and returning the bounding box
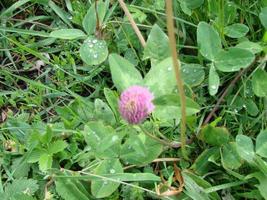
[165,0,187,159]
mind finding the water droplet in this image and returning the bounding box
[211,85,217,90]
[234,109,238,113]
[112,135,118,142]
[193,69,197,72]
[110,169,115,174]
[243,104,247,109]
[93,54,98,58]
[88,44,93,48]
[192,79,196,82]
[103,181,108,185]
[182,68,186,72]
[92,39,97,44]
[167,67,172,71]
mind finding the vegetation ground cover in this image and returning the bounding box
[0,0,267,199]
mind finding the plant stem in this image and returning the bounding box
[165,0,187,159]
[118,0,146,47]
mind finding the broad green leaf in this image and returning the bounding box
[199,125,230,146]
[259,7,267,29]
[79,37,108,65]
[245,99,259,116]
[48,140,68,155]
[235,41,263,54]
[104,88,120,120]
[91,159,123,198]
[153,94,200,125]
[83,121,122,158]
[224,23,249,38]
[191,147,220,175]
[214,48,255,72]
[252,69,267,97]
[143,24,170,65]
[183,0,204,9]
[82,0,106,35]
[55,179,90,200]
[109,54,143,92]
[221,142,242,170]
[197,22,222,61]
[49,29,86,40]
[40,125,53,144]
[27,149,46,163]
[38,153,52,172]
[208,65,220,96]
[144,57,176,97]
[255,173,267,199]
[256,130,267,158]
[236,134,255,163]
[181,63,205,86]
[121,131,163,165]
[94,98,116,125]
[4,178,38,197]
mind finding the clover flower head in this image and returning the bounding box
[119,85,155,124]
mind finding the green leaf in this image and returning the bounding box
[143,24,170,65]
[214,48,255,72]
[121,130,163,165]
[104,88,120,120]
[181,63,205,87]
[40,125,53,144]
[183,0,204,9]
[94,98,116,125]
[153,94,200,125]
[83,121,123,158]
[49,29,86,40]
[79,37,108,65]
[109,54,143,92]
[144,57,176,97]
[55,179,90,200]
[259,7,267,29]
[38,153,52,172]
[235,41,263,54]
[236,134,255,163]
[197,22,222,61]
[245,99,259,116]
[199,125,230,146]
[82,0,106,35]
[191,147,220,175]
[252,69,267,97]
[48,140,68,155]
[48,0,72,27]
[208,64,220,96]
[221,142,242,170]
[4,178,38,198]
[91,159,123,198]
[182,172,211,200]
[256,129,267,158]
[224,23,249,38]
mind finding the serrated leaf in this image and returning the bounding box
[143,24,170,65]
[256,130,267,158]
[49,29,86,40]
[109,54,143,92]
[214,48,255,72]
[39,153,52,172]
[5,178,38,197]
[252,69,267,97]
[48,140,68,154]
[224,23,249,38]
[91,159,123,198]
[79,37,108,65]
[197,22,222,61]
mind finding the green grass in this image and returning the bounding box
[0,0,267,199]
